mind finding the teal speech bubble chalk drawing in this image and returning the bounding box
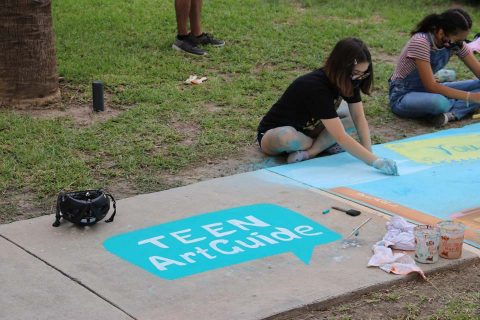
[104,204,341,280]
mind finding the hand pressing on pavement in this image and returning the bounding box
[372,158,399,176]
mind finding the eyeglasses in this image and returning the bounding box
[351,71,370,80]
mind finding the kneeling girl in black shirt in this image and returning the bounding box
[257,38,398,175]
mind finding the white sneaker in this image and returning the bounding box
[430,112,456,127]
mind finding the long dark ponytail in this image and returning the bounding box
[411,8,472,36]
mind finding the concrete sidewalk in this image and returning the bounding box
[1,169,478,320]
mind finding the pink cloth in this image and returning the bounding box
[368,241,426,279]
[467,37,480,53]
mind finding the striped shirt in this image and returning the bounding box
[391,33,471,80]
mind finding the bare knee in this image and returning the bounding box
[263,127,311,154]
[274,126,295,142]
[275,127,306,151]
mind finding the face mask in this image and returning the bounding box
[352,79,362,89]
[443,38,463,50]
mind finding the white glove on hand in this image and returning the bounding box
[372,158,399,176]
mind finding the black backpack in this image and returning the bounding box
[52,189,116,227]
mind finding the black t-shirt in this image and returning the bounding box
[257,68,361,137]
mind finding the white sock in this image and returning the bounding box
[287,151,309,164]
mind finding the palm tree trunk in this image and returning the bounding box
[0,0,60,107]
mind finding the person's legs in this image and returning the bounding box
[391,91,451,118]
[442,79,480,91]
[318,101,355,154]
[260,109,356,163]
[172,0,205,55]
[306,116,355,157]
[175,0,191,36]
[443,80,480,119]
[189,0,202,36]
[259,126,313,156]
[188,0,224,47]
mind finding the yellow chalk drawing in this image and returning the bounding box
[385,134,480,164]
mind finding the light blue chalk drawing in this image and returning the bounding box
[104,204,341,280]
[265,123,480,248]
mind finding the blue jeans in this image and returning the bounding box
[391,79,480,119]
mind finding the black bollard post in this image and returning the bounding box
[92,80,104,112]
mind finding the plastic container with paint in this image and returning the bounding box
[438,221,465,259]
[434,69,456,82]
[414,225,440,264]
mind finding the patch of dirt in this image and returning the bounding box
[101,178,143,201]
[217,72,236,83]
[252,62,279,75]
[203,102,223,113]
[171,120,201,147]
[292,0,307,13]
[269,261,480,320]
[160,144,282,187]
[370,114,475,143]
[0,189,50,224]
[371,50,398,65]
[7,82,128,127]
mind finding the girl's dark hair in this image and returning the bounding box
[411,8,472,36]
[324,37,373,97]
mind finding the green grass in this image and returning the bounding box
[1,0,480,214]
[429,292,480,319]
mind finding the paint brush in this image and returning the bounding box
[331,206,361,216]
[345,217,372,239]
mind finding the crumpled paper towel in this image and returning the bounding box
[185,75,208,84]
[368,240,426,279]
[382,216,416,250]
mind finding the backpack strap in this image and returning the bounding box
[104,193,117,223]
[52,192,64,227]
